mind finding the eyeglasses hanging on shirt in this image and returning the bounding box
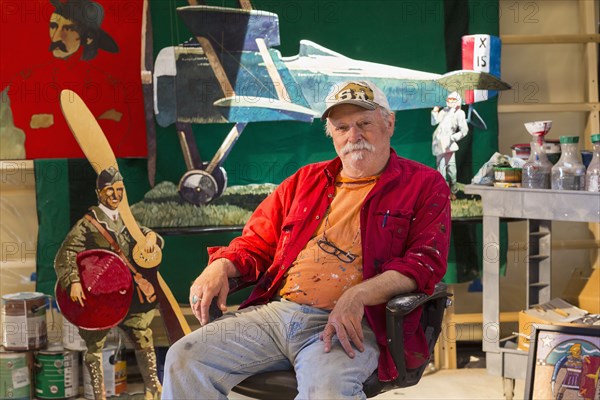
[317,207,360,264]
[317,238,357,263]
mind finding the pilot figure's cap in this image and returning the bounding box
[321,80,391,121]
[96,166,123,190]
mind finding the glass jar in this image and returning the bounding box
[521,141,552,189]
[585,133,600,192]
[551,136,586,190]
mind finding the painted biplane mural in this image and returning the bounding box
[152,2,510,205]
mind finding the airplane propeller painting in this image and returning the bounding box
[153,2,510,205]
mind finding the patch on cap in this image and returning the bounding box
[335,82,375,103]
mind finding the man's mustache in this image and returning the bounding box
[342,141,375,155]
[49,41,67,53]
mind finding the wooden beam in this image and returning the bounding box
[508,239,600,251]
[501,33,600,45]
[498,103,600,113]
[449,311,520,325]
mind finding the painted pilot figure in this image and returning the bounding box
[551,343,588,400]
[54,167,162,400]
[6,0,130,158]
[431,91,469,197]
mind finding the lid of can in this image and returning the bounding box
[38,343,67,354]
[2,291,46,301]
[591,133,600,143]
[559,136,579,144]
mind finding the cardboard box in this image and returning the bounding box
[578,267,600,314]
[561,267,589,306]
[517,298,588,352]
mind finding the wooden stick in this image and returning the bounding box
[206,123,247,174]
[196,37,235,97]
[256,38,289,102]
[239,0,253,10]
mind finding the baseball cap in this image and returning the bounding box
[321,80,391,121]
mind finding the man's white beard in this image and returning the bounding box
[349,151,365,162]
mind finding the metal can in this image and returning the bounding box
[1,292,48,351]
[0,347,31,400]
[33,344,79,399]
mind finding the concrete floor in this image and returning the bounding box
[226,369,526,400]
[371,369,525,400]
[105,368,525,400]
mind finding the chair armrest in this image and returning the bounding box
[208,277,256,321]
[386,283,449,316]
[385,282,450,388]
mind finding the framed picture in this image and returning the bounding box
[525,324,600,400]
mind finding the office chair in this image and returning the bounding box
[210,281,450,399]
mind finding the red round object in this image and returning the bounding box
[56,249,133,330]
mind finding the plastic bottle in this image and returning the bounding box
[585,133,600,192]
[521,141,552,188]
[551,136,586,190]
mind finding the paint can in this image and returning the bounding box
[61,318,86,352]
[83,345,126,399]
[1,292,48,351]
[0,347,32,400]
[33,344,79,399]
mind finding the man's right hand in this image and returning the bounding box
[189,258,238,326]
[70,282,86,307]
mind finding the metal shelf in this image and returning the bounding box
[464,185,599,387]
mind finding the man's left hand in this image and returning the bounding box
[320,289,365,358]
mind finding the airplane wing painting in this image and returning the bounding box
[154,6,509,126]
[152,3,511,205]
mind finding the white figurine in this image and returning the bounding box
[431,92,469,197]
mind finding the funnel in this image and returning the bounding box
[524,120,552,144]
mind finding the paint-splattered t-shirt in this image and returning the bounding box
[278,173,379,310]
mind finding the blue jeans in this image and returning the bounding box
[162,298,379,399]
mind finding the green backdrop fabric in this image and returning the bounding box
[35,0,503,302]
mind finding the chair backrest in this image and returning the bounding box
[230,282,450,399]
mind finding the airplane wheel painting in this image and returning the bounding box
[178,164,227,205]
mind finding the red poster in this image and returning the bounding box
[580,356,600,400]
[0,0,146,159]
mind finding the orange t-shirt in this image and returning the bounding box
[278,174,379,310]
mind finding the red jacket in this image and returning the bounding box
[208,149,451,382]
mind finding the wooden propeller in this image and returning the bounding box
[59,89,191,341]
[59,90,160,268]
